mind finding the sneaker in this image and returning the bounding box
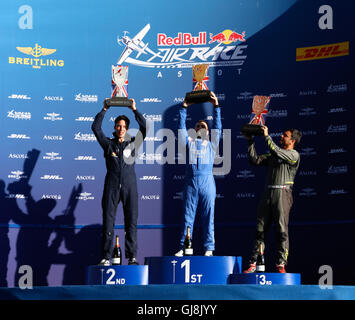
[98,259,110,266]
[204,250,213,256]
[128,257,139,265]
[243,263,256,273]
[276,263,286,273]
[174,249,183,257]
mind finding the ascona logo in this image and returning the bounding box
[76,175,95,181]
[8,93,31,100]
[9,153,29,159]
[43,96,63,101]
[141,194,160,200]
[7,110,31,120]
[74,156,97,161]
[74,133,96,141]
[75,93,98,103]
[43,112,63,121]
[8,133,30,139]
[236,193,255,199]
[40,174,63,180]
[43,135,63,141]
[42,194,62,200]
[43,152,62,160]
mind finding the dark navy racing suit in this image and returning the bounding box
[92,108,146,260]
[248,135,300,265]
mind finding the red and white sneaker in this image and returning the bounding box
[276,263,286,273]
[243,263,256,273]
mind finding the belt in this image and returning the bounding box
[267,185,292,190]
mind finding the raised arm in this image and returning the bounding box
[247,138,271,166]
[178,104,189,146]
[91,101,110,150]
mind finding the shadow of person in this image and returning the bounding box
[47,184,102,285]
[0,180,23,287]
[11,186,57,287]
[55,224,102,285]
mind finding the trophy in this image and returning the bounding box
[241,95,270,136]
[185,64,211,103]
[107,65,133,107]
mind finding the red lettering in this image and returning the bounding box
[317,46,333,57]
[183,33,191,45]
[331,45,342,55]
[304,48,318,58]
[174,33,182,46]
[158,34,167,46]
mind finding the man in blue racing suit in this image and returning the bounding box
[175,91,221,257]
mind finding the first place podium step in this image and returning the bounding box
[145,256,242,284]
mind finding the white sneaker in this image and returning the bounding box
[98,259,110,266]
[174,250,183,257]
[204,250,213,256]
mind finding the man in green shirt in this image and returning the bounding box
[243,126,302,273]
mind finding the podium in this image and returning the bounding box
[229,272,301,285]
[86,265,148,285]
[145,256,242,284]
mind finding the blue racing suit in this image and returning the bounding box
[178,106,222,251]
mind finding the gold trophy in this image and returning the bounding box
[241,95,270,136]
[185,64,211,103]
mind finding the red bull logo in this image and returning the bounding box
[209,30,246,44]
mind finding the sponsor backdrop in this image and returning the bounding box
[0,0,353,286]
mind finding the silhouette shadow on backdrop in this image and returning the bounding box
[1,149,101,286]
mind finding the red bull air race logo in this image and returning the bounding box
[116,24,247,69]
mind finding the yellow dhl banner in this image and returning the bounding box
[296,41,349,61]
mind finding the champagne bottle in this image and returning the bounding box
[112,235,122,265]
[183,226,193,256]
[256,243,265,272]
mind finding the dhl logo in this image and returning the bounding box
[296,41,349,61]
[9,43,64,69]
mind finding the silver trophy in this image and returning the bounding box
[107,65,133,107]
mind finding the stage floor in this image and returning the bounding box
[0,284,354,300]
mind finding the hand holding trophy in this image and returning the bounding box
[241,95,270,136]
[107,65,133,107]
[185,64,211,103]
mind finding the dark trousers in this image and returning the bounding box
[250,188,293,265]
[101,172,138,260]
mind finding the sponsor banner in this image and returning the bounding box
[296,41,349,61]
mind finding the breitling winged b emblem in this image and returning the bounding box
[16,43,56,58]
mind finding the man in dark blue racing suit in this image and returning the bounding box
[92,99,146,265]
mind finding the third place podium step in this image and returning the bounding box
[145,256,242,284]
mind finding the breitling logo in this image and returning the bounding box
[9,43,64,69]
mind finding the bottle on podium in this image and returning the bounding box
[183,226,193,256]
[112,235,122,265]
[256,243,265,272]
